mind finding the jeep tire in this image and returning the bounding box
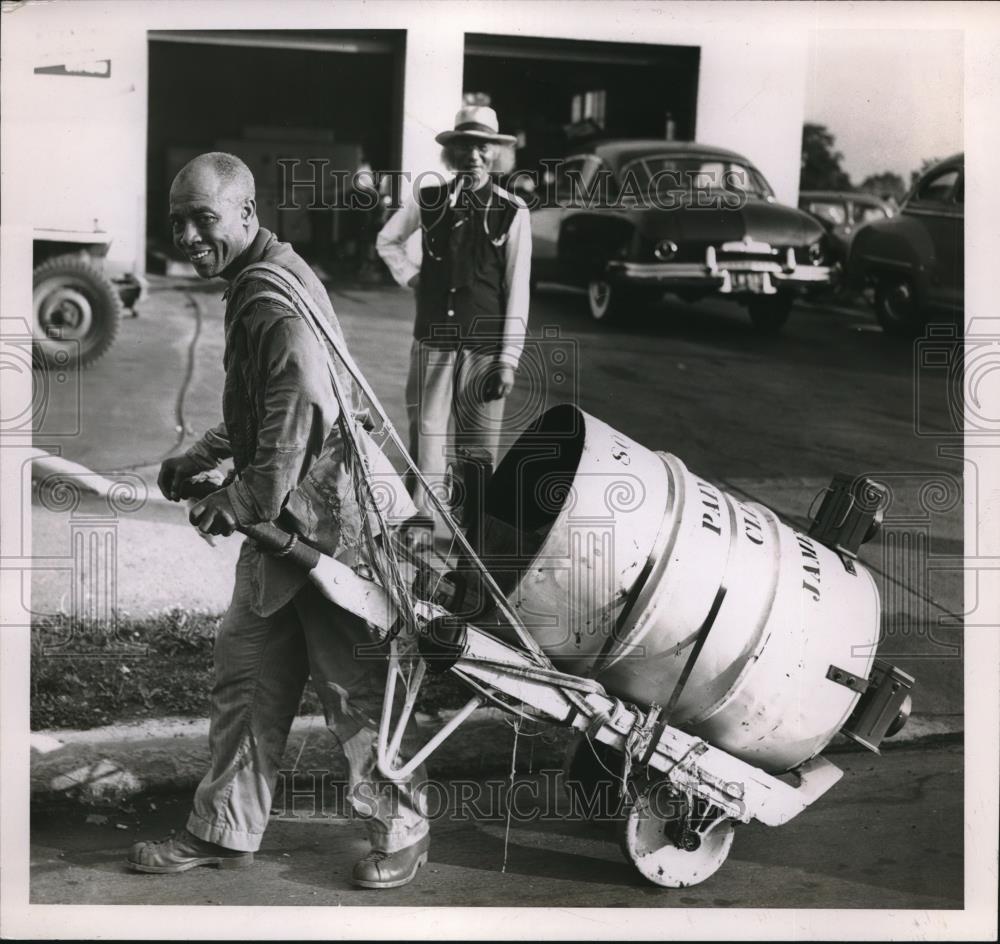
[32,254,123,369]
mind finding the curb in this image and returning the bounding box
[29,708,573,806]
[28,450,121,494]
[30,709,961,807]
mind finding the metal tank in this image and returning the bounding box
[479,404,882,773]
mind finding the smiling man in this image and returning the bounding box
[130,152,431,889]
[168,153,256,280]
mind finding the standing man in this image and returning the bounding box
[129,152,430,890]
[377,106,532,534]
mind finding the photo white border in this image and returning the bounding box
[2,0,997,939]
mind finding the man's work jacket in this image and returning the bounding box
[184,227,413,616]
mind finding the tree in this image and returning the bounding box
[800,123,852,190]
[858,171,906,203]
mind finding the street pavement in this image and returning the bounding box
[22,273,969,908]
[30,743,963,909]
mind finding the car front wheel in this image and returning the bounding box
[747,294,793,334]
[587,278,635,322]
[873,274,923,337]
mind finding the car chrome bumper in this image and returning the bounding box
[608,247,832,294]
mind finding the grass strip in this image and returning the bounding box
[30,610,472,731]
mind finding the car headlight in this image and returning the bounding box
[654,239,679,261]
[808,240,826,265]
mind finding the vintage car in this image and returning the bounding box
[847,154,963,335]
[798,190,896,265]
[529,140,834,332]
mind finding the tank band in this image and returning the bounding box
[664,491,740,720]
[593,453,679,672]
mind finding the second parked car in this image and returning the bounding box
[798,190,896,265]
[529,140,834,333]
[847,154,963,336]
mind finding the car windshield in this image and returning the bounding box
[621,155,773,200]
[914,167,959,203]
[806,201,848,225]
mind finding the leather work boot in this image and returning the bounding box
[128,829,253,874]
[352,834,430,889]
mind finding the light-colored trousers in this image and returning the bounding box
[404,341,505,522]
[186,544,429,853]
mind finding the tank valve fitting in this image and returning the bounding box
[808,474,888,564]
[839,659,915,753]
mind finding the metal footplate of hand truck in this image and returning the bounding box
[564,692,845,828]
[445,621,844,829]
[644,726,845,827]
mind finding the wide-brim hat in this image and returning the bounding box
[435,105,517,145]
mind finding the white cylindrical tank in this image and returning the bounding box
[481,405,880,773]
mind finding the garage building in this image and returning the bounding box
[15,5,808,279]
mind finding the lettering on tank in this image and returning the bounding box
[696,480,722,536]
[741,505,765,547]
[796,533,822,602]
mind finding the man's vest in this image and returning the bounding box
[415,179,521,350]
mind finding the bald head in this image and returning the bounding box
[171,152,255,204]
[169,152,259,279]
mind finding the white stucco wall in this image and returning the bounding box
[394,5,809,204]
[3,0,812,276]
[397,7,809,268]
[694,36,808,206]
[4,8,148,274]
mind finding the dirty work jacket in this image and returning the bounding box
[184,228,366,616]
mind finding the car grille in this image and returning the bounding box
[716,249,781,266]
[635,236,791,268]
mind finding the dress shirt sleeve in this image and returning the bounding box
[184,421,232,470]
[224,307,340,526]
[499,205,532,369]
[376,195,422,287]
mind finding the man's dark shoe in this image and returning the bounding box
[352,833,430,889]
[128,828,253,874]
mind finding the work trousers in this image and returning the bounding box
[186,543,429,853]
[404,341,506,523]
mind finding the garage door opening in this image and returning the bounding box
[147,30,404,270]
[463,34,699,178]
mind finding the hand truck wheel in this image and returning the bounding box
[618,780,735,887]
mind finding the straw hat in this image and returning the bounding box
[435,105,517,145]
